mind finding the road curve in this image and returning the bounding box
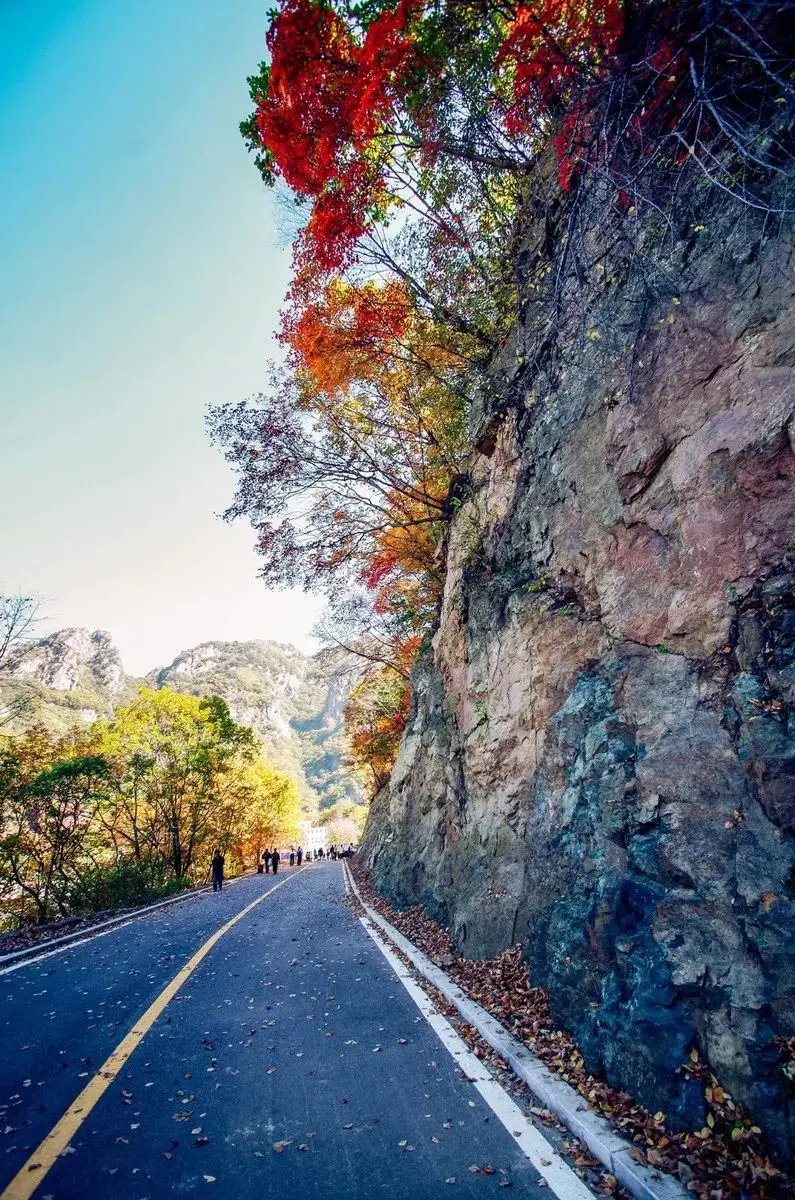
[0,863,591,1199]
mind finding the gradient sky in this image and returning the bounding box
[0,0,323,676]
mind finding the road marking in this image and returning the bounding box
[0,921,141,977]
[359,914,596,1200]
[0,871,256,976]
[1,871,299,1200]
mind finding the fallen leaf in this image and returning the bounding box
[272,1140,293,1152]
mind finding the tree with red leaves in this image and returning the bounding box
[207,293,472,635]
[230,0,794,794]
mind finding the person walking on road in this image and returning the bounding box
[211,849,225,892]
[272,848,280,875]
[263,849,271,874]
[296,845,303,866]
[289,847,295,867]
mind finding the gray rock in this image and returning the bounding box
[363,206,795,1161]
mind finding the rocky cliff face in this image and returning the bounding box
[6,628,126,695]
[363,206,795,1157]
[0,628,132,727]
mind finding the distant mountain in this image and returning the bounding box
[0,628,138,731]
[147,639,362,807]
[0,630,362,810]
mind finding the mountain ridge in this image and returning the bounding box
[0,627,362,810]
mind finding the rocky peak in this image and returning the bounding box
[5,627,126,694]
[149,640,312,739]
[149,639,363,807]
[1,630,362,810]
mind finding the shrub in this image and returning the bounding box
[69,861,191,914]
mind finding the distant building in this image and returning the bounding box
[299,821,324,854]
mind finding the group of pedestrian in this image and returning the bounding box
[210,838,358,893]
[286,846,323,865]
[261,848,281,874]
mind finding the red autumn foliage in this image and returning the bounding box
[282,278,412,396]
[234,0,794,797]
[497,0,624,131]
[257,0,419,269]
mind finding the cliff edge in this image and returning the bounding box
[362,197,795,1156]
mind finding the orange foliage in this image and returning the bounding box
[345,662,414,793]
[283,279,412,397]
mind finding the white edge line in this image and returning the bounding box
[0,869,268,977]
[358,912,596,1200]
[344,864,689,1200]
[0,920,138,976]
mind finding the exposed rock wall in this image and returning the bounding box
[7,628,126,694]
[363,207,795,1157]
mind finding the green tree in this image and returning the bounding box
[95,688,256,879]
[233,758,302,868]
[0,727,108,923]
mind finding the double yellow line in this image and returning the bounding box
[2,871,299,1200]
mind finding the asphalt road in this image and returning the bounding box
[0,863,591,1199]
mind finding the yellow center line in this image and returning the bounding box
[2,870,301,1200]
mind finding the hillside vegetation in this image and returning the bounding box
[2,629,361,811]
[0,687,301,930]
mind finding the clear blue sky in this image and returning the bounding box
[0,0,322,675]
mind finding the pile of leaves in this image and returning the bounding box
[349,862,791,1199]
